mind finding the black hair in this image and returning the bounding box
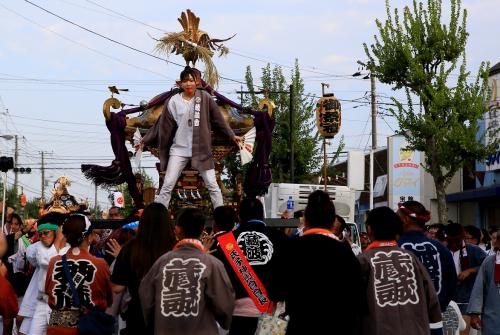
[480,228,491,244]
[130,203,176,279]
[180,66,196,82]
[239,198,264,223]
[489,226,499,235]
[38,212,68,226]
[109,206,122,214]
[444,222,464,238]
[176,208,205,239]
[464,225,481,244]
[335,214,347,232]
[213,206,236,232]
[10,213,23,227]
[365,207,403,241]
[293,210,304,219]
[62,215,86,248]
[428,223,446,242]
[191,68,202,80]
[304,190,336,229]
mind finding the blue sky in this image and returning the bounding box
[0,0,498,211]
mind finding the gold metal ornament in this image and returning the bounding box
[155,9,235,87]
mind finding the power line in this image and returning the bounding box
[3,112,102,126]
[83,0,167,33]
[20,0,263,89]
[21,0,184,67]
[0,3,172,80]
[83,0,360,79]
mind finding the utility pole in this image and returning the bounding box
[13,135,18,195]
[371,75,377,149]
[370,74,377,210]
[41,151,45,201]
[289,84,294,183]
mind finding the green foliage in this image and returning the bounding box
[362,0,498,223]
[242,60,321,183]
[23,198,41,219]
[117,169,155,217]
[326,136,346,177]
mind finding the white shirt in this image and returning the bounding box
[26,241,70,296]
[168,93,194,158]
[451,250,461,275]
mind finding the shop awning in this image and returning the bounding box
[446,185,500,202]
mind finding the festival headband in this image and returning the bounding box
[37,223,59,231]
[398,203,431,224]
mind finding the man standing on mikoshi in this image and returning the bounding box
[139,66,241,210]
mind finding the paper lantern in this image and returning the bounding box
[316,93,341,138]
[20,193,27,207]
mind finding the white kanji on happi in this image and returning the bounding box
[401,242,442,294]
[370,250,419,307]
[51,259,97,309]
[161,258,206,317]
[237,231,273,266]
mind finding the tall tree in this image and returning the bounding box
[362,0,498,224]
[243,60,321,183]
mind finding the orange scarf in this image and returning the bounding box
[366,240,398,250]
[174,239,205,252]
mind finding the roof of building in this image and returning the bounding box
[491,61,500,76]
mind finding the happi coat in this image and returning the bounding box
[139,243,235,335]
[467,253,500,335]
[399,230,457,311]
[358,246,442,335]
[142,89,235,172]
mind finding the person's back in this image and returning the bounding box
[275,190,364,335]
[212,198,286,335]
[140,208,234,335]
[283,234,363,334]
[397,201,457,311]
[359,246,441,335]
[359,207,442,335]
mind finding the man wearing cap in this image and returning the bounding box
[22,213,69,335]
[397,200,457,334]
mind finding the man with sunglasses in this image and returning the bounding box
[18,214,69,335]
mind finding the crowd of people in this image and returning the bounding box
[0,194,498,335]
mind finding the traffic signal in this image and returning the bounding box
[13,167,32,174]
[0,157,14,172]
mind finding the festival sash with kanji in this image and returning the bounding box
[216,232,271,313]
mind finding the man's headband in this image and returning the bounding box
[398,203,431,224]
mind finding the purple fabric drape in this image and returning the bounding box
[81,110,143,209]
[81,83,274,207]
[243,110,275,197]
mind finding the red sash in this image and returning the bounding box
[366,240,398,250]
[216,232,272,312]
